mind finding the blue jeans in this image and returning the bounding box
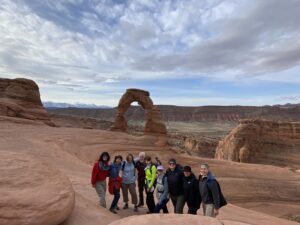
[110,188,120,209]
[154,198,169,213]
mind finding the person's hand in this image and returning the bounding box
[214,208,219,216]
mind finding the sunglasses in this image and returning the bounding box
[169,162,176,165]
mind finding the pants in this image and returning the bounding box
[110,188,120,209]
[121,183,138,205]
[170,194,185,214]
[138,179,145,205]
[188,206,198,215]
[203,203,215,217]
[154,198,169,213]
[146,190,156,213]
[95,180,106,208]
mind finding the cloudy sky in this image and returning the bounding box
[1,0,300,106]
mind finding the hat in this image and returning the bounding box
[169,158,176,164]
[157,165,164,171]
[183,166,192,172]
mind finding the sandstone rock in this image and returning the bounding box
[215,119,300,167]
[0,78,54,126]
[107,214,226,225]
[110,88,167,135]
[0,151,75,225]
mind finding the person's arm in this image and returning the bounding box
[208,180,220,210]
[159,176,169,204]
[148,165,157,188]
[194,179,201,209]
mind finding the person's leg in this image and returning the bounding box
[128,183,138,206]
[154,202,163,213]
[204,204,215,217]
[146,191,155,213]
[202,203,206,215]
[121,183,129,208]
[188,207,197,215]
[162,199,169,214]
[95,181,106,208]
[170,195,177,213]
[110,188,120,209]
[175,195,185,214]
[138,180,144,206]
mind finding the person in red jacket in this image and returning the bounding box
[91,152,110,208]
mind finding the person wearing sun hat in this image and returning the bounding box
[165,158,185,214]
[153,165,169,213]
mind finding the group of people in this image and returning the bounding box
[91,152,227,217]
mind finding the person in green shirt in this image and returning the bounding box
[144,156,157,213]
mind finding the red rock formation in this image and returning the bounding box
[0,151,75,225]
[0,78,54,126]
[215,119,300,167]
[110,88,167,135]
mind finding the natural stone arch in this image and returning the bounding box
[110,89,167,135]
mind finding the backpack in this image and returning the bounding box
[207,180,227,208]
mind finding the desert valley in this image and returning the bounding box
[0,78,299,225]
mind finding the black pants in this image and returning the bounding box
[110,188,120,209]
[154,198,169,213]
[188,206,198,215]
[146,190,155,213]
[138,179,145,205]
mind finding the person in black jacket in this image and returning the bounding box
[183,166,201,214]
[165,158,185,214]
[135,152,146,207]
[199,163,226,217]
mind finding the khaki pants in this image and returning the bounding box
[121,183,138,205]
[95,180,107,208]
[203,203,215,217]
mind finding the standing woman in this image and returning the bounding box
[154,165,169,213]
[121,154,138,212]
[144,156,157,213]
[183,166,201,214]
[108,155,123,214]
[91,152,110,208]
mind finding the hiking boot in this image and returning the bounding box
[109,208,117,214]
[137,203,144,207]
[115,206,120,210]
[134,205,138,212]
[123,203,129,209]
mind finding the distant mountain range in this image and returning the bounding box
[46,103,300,122]
[43,101,111,109]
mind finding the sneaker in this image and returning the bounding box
[109,208,117,214]
[123,203,129,209]
[134,205,138,212]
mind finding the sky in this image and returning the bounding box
[1,0,300,106]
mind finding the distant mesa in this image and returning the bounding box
[110,88,167,135]
[0,78,54,126]
[215,119,300,167]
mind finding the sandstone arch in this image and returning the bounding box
[110,89,167,135]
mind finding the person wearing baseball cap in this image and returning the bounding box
[165,158,185,214]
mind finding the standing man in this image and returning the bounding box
[144,156,157,213]
[165,158,185,214]
[135,152,146,207]
[199,163,227,217]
